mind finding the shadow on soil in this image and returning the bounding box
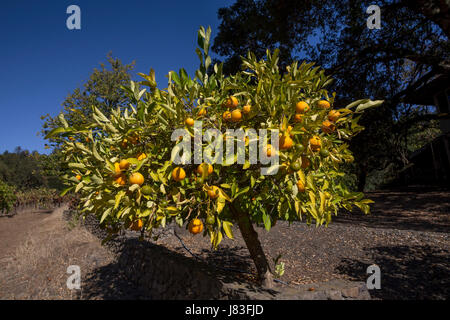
[336,245,450,300]
[333,188,450,233]
[80,238,259,300]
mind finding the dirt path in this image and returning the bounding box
[0,209,54,262]
[0,206,115,299]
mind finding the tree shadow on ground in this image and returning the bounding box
[335,245,450,300]
[79,238,263,300]
[333,189,450,233]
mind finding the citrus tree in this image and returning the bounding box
[46,26,382,287]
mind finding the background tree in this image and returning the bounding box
[212,0,449,190]
[41,53,135,149]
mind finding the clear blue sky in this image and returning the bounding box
[0,0,234,154]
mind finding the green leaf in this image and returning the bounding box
[114,191,125,210]
[45,127,68,139]
[100,208,112,223]
[217,197,226,213]
[355,100,384,112]
[262,211,271,231]
[222,221,234,239]
[60,186,74,197]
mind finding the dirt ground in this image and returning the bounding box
[0,187,449,300]
[0,205,115,299]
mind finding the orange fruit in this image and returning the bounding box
[129,172,144,185]
[295,101,309,113]
[322,120,335,134]
[296,180,306,192]
[328,110,341,122]
[114,174,127,185]
[197,163,213,176]
[172,167,186,182]
[222,111,232,122]
[264,144,274,157]
[185,118,195,126]
[76,174,82,181]
[197,108,207,117]
[231,109,242,122]
[318,100,331,109]
[188,218,204,234]
[119,159,130,170]
[279,135,294,150]
[309,136,322,152]
[207,186,220,199]
[294,114,303,123]
[137,153,147,161]
[243,104,251,114]
[224,96,238,108]
[130,219,143,231]
[114,162,122,173]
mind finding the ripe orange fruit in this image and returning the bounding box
[224,96,238,109]
[76,174,82,181]
[197,108,207,117]
[328,110,341,122]
[309,136,322,152]
[185,118,195,126]
[172,167,186,182]
[188,218,204,235]
[279,135,294,150]
[207,186,220,199]
[119,159,130,170]
[114,174,127,185]
[114,162,122,174]
[137,153,147,161]
[322,120,335,134]
[297,180,306,192]
[318,100,331,109]
[129,172,144,185]
[223,111,232,122]
[294,114,303,123]
[130,219,143,231]
[295,101,310,113]
[231,109,242,122]
[264,144,274,157]
[197,163,213,176]
[243,104,251,114]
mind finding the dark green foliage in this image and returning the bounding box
[0,148,63,191]
[41,53,135,149]
[212,0,449,190]
[0,180,16,213]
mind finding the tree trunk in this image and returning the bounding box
[230,203,273,288]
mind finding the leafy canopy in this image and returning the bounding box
[47,26,380,247]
